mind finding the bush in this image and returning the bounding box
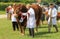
[0,3,12,11]
[0,0,35,11]
[0,3,21,11]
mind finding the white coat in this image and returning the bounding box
[11,14,17,22]
[9,8,14,14]
[48,8,57,25]
[27,8,36,28]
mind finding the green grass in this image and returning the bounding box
[0,11,5,15]
[0,18,60,39]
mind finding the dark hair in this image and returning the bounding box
[50,3,54,6]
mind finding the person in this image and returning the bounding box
[5,5,12,19]
[11,4,19,31]
[26,4,36,37]
[11,13,19,31]
[27,6,36,37]
[48,3,58,32]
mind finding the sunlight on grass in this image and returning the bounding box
[0,18,60,39]
[0,11,5,15]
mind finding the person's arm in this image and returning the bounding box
[48,9,51,17]
[9,13,12,20]
[27,13,30,17]
[27,9,31,19]
[15,14,19,23]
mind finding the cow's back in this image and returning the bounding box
[31,4,42,26]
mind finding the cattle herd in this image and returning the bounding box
[5,3,60,37]
[5,3,42,36]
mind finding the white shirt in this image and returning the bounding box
[27,8,36,28]
[11,14,17,22]
[9,8,14,14]
[48,8,57,25]
[48,8,57,17]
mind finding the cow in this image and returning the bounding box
[14,4,28,35]
[13,4,42,35]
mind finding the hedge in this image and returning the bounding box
[0,3,13,11]
[0,1,35,11]
[0,3,24,11]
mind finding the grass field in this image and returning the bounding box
[0,11,5,15]
[0,18,60,39]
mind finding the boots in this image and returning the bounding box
[35,26,38,32]
[31,28,34,37]
[29,28,34,37]
[53,25,58,32]
[48,24,51,33]
[48,24,58,33]
[29,28,32,36]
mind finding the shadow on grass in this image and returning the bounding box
[39,26,48,28]
[26,31,57,38]
[34,31,57,38]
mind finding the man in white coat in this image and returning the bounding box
[26,4,36,37]
[48,4,58,32]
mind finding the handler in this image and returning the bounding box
[26,4,36,37]
[48,3,58,32]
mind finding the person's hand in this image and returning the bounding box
[49,15,52,18]
[27,13,30,17]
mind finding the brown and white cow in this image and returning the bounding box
[14,4,42,35]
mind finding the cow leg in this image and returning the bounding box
[35,26,38,32]
[35,21,39,32]
[18,23,24,35]
[23,26,26,35]
[21,22,26,35]
[19,26,24,35]
[35,19,40,32]
[21,26,24,35]
[24,26,26,34]
[19,26,22,33]
[20,26,26,36]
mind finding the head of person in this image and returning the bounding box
[49,3,54,8]
[8,5,12,8]
[26,4,31,10]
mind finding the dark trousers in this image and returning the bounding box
[53,25,58,32]
[29,28,34,37]
[12,22,19,31]
[48,25,58,32]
